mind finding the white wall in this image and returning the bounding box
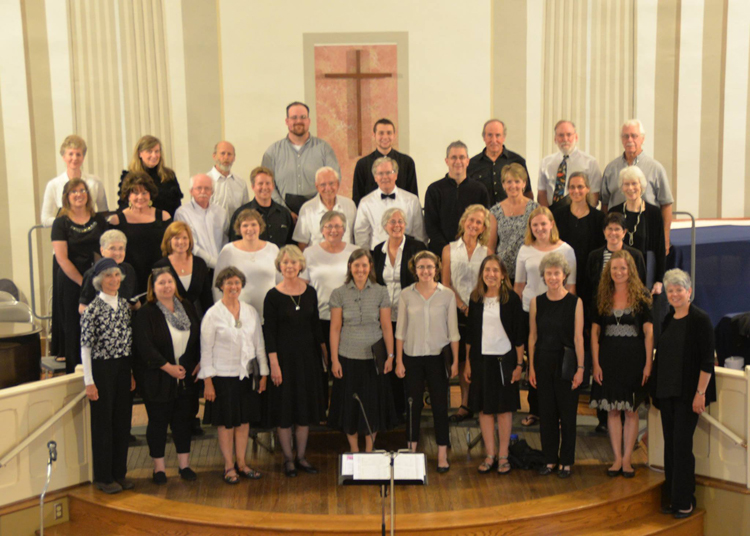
[219,0,492,198]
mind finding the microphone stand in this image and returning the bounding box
[39,441,57,536]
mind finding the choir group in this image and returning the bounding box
[43,104,714,519]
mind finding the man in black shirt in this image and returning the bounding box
[228,166,293,247]
[467,119,533,205]
[352,118,418,206]
[424,141,490,256]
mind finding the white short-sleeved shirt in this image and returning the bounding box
[302,242,358,320]
[41,172,109,227]
[207,166,249,223]
[515,241,577,312]
[537,148,602,200]
[292,194,356,246]
[212,242,280,319]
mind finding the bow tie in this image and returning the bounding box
[381,192,396,200]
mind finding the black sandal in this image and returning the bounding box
[477,456,497,474]
[497,456,511,475]
[448,405,473,423]
[223,468,240,484]
[235,463,262,480]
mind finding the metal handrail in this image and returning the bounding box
[28,224,52,320]
[700,412,747,449]
[671,211,696,301]
[0,390,86,468]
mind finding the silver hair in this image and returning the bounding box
[92,266,124,291]
[618,165,648,191]
[100,229,127,249]
[371,156,399,177]
[538,251,571,281]
[482,119,506,137]
[663,268,692,291]
[445,140,468,158]
[381,207,407,231]
[315,166,340,183]
[621,118,645,136]
[319,210,347,233]
[189,174,214,189]
[554,119,577,132]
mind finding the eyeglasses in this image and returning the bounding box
[69,188,88,195]
[375,170,395,177]
[323,224,344,231]
[416,265,435,271]
[288,115,309,121]
[387,219,405,226]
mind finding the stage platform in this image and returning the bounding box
[41,416,704,535]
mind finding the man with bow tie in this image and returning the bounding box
[353,156,426,251]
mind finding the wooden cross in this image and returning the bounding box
[324,49,393,155]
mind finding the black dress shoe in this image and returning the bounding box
[594,424,608,435]
[436,464,450,474]
[295,459,319,474]
[622,468,636,478]
[284,461,298,477]
[607,467,622,477]
[538,465,555,476]
[661,505,676,515]
[179,467,198,481]
[116,478,135,490]
[152,471,167,485]
[557,467,572,479]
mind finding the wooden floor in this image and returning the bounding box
[124,412,650,516]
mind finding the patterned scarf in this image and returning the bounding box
[157,297,190,331]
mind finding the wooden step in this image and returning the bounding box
[37,469,704,536]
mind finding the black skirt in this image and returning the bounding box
[469,352,520,414]
[328,356,398,436]
[203,376,259,428]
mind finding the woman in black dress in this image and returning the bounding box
[134,267,200,484]
[116,135,183,217]
[464,255,525,475]
[80,258,135,494]
[108,172,172,297]
[200,267,268,484]
[51,178,108,372]
[264,245,327,477]
[590,250,653,478]
[651,269,715,519]
[528,252,584,478]
[153,221,213,317]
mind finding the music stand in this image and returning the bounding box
[339,451,427,536]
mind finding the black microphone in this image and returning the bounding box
[352,393,376,449]
[47,441,57,462]
[407,397,414,446]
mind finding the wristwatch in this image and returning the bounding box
[696,388,705,396]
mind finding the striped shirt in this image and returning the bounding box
[330,280,390,360]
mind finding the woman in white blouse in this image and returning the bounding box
[442,204,491,423]
[514,205,577,427]
[395,251,459,473]
[464,255,526,475]
[372,207,427,420]
[199,267,268,484]
[213,208,279,318]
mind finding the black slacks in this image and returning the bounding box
[90,357,132,483]
[144,389,195,458]
[659,397,700,511]
[58,273,83,373]
[403,355,449,446]
[536,362,580,466]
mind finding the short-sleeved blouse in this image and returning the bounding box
[515,241,577,312]
[302,242,358,320]
[449,239,488,305]
[491,200,539,280]
[51,214,108,274]
[330,280,391,360]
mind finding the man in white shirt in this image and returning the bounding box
[207,141,249,222]
[537,120,602,210]
[174,174,227,269]
[354,156,426,250]
[293,166,357,250]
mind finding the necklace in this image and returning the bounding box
[625,199,643,246]
[614,309,624,326]
[290,294,301,311]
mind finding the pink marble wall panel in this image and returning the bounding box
[315,45,398,197]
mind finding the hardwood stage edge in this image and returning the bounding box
[67,470,665,533]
